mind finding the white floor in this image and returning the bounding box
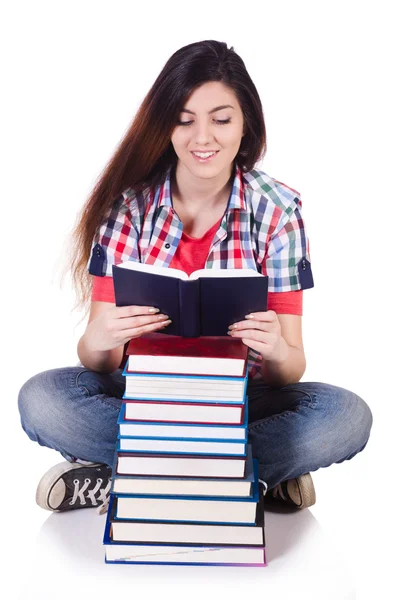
[18,498,355,600]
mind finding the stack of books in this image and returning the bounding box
[103,333,266,566]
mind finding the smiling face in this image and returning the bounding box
[170,81,245,180]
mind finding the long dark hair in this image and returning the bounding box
[65,39,267,318]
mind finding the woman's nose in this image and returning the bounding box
[193,122,215,143]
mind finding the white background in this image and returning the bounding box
[1,1,396,598]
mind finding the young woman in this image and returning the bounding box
[18,40,373,513]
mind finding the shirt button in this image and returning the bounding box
[165,243,171,249]
[171,209,175,214]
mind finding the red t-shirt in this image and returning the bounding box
[91,217,302,369]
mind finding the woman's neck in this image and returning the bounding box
[170,162,234,212]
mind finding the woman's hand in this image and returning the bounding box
[228,310,288,362]
[84,305,171,353]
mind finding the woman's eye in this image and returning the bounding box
[177,119,231,126]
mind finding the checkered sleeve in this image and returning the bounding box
[262,197,314,292]
[87,192,140,277]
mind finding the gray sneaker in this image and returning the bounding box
[36,461,112,512]
[266,473,316,509]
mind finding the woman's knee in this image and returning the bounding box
[312,382,373,461]
[280,381,373,468]
[17,367,79,437]
[341,387,373,455]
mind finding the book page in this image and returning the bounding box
[117,260,188,280]
[189,268,263,280]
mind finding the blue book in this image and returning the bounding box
[117,405,248,456]
[111,463,259,525]
[122,366,248,404]
[104,544,266,566]
[103,480,266,566]
[117,401,248,440]
[111,261,268,338]
[117,436,246,456]
[111,444,255,498]
[103,490,266,566]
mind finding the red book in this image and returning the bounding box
[115,451,247,478]
[126,333,248,377]
[122,399,246,425]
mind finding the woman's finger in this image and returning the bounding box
[229,319,273,333]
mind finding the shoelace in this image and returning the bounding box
[97,495,110,515]
[258,478,268,496]
[69,477,111,510]
[271,482,288,500]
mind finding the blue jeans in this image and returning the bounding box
[17,366,373,489]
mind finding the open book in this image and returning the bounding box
[112,261,268,337]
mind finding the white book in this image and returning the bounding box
[124,377,245,396]
[125,377,244,389]
[125,386,244,398]
[116,454,246,478]
[109,523,263,545]
[105,545,266,565]
[111,475,251,498]
[125,385,244,397]
[123,401,244,423]
[115,495,257,523]
[128,356,246,377]
[124,385,245,403]
[118,422,246,440]
[111,446,255,498]
[117,437,246,455]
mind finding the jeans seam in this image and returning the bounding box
[74,369,122,411]
[278,387,318,408]
[248,410,296,431]
[96,397,122,411]
[248,390,318,432]
[75,369,90,398]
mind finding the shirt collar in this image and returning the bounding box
[158,162,247,212]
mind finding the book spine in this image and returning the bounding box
[179,279,200,337]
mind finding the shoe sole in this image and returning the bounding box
[36,461,104,511]
[295,473,316,508]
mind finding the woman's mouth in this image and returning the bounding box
[191,151,219,163]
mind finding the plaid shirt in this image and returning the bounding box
[88,163,314,379]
